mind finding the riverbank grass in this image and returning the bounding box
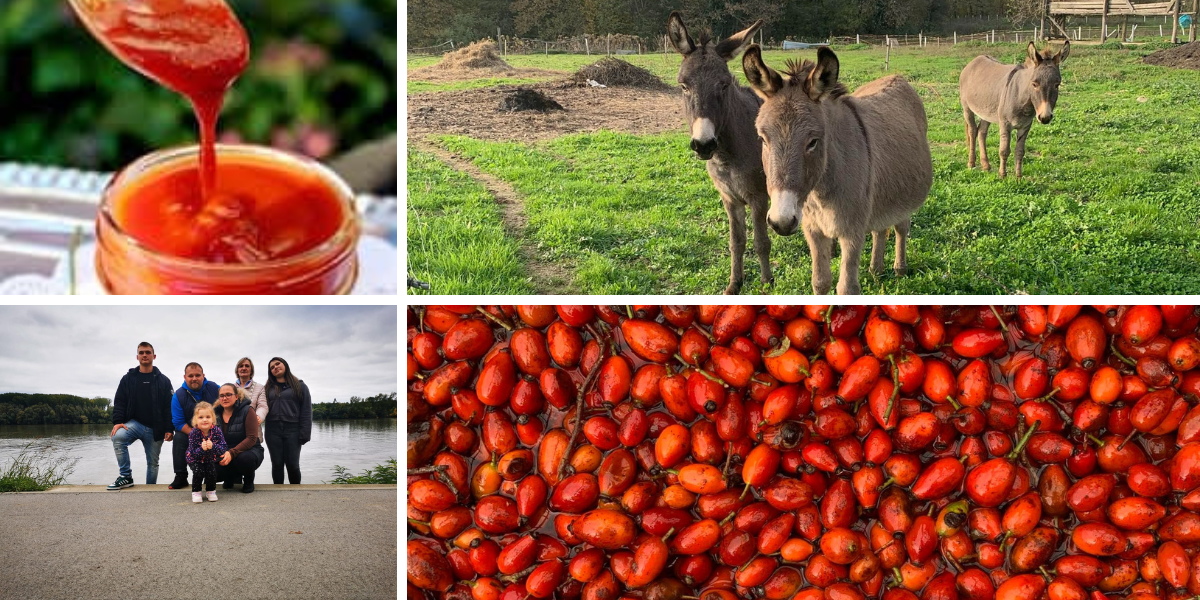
[328,458,397,484]
[0,441,78,492]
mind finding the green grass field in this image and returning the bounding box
[407,43,1200,294]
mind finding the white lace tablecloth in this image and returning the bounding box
[0,162,397,295]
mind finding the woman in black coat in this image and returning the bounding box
[214,384,265,493]
[263,357,312,484]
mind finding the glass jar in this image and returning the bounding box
[95,144,359,294]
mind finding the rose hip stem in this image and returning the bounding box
[558,330,607,481]
[1008,419,1042,461]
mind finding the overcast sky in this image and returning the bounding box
[0,306,397,402]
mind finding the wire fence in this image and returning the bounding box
[409,15,1194,58]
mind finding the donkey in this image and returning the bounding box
[742,46,932,296]
[960,41,1069,178]
[668,12,770,295]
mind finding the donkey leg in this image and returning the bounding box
[722,196,747,295]
[835,235,864,295]
[963,107,979,169]
[1014,124,1032,179]
[893,217,911,277]
[998,121,1013,178]
[869,230,888,276]
[802,221,833,295]
[976,121,991,171]
[750,196,774,287]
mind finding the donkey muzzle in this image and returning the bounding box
[768,216,799,236]
[1038,114,1053,125]
[691,138,717,160]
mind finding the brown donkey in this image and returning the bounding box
[742,46,932,295]
[668,13,770,295]
[960,41,1069,178]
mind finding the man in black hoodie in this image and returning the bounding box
[107,342,175,490]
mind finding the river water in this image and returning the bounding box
[0,419,397,485]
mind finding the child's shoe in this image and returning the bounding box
[206,490,218,502]
[192,492,203,503]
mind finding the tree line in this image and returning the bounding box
[311,393,399,420]
[0,392,398,425]
[408,0,1013,49]
[0,393,112,425]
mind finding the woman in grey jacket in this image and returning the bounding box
[234,357,268,426]
[263,357,312,484]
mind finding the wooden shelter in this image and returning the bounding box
[1044,0,1197,43]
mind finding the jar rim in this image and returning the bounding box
[97,143,359,274]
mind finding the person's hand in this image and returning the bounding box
[110,423,127,437]
[164,431,173,442]
[219,452,231,466]
[202,439,212,451]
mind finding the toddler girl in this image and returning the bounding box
[186,401,228,503]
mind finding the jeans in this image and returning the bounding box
[216,446,264,483]
[111,420,162,483]
[264,422,302,484]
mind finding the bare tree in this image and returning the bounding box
[723,0,785,38]
[1007,0,1044,26]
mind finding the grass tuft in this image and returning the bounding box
[327,458,397,484]
[0,441,78,492]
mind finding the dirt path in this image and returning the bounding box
[411,137,576,294]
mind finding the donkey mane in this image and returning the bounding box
[697,31,712,47]
[782,58,848,100]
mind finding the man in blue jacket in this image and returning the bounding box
[166,362,220,490]
[107,342,175,490]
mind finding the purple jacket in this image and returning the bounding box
[186,426,228,465]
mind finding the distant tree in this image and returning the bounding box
[512,0,585,37]
[20,404,55,425]
[0,404,21,425]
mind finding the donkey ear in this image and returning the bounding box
[1054,40,1070,64]
[743,45,782,99]
[1026,41,1042,66]
[806,47,840,101]
[667,12,696,55]
[715,19,763,61]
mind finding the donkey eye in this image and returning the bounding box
[1032,81,1040,88]
[806,139,820,152]
[680,83,689,93]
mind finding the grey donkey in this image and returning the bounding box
[668,12,771,295]
[742,45,932,295]
[960,41,1069,178]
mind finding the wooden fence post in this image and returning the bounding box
[885,41,890,70]
[1173,0,1181,42]
[607,35,611,56]
[1101,0,1109,40]
[954,31,957,44]
[1193,0,1199,42]
[585,37,590,55]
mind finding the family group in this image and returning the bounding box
[108,342,312,503]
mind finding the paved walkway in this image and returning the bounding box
[0,484,397,599]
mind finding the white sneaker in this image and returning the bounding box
[192,492,202,503]
[206,491,218,502]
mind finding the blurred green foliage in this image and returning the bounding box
[0,0,396,169]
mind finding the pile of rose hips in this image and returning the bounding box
[407,305,1200,600]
